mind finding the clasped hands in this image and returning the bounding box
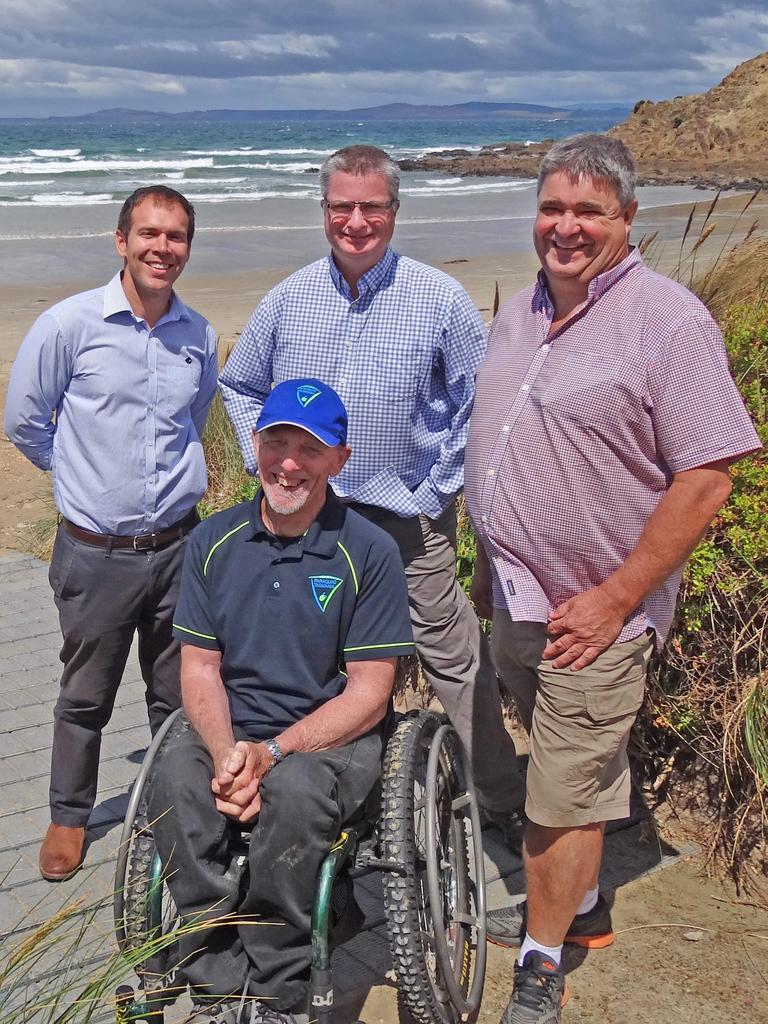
[211,740,273,823]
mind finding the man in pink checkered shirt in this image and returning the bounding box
[465,133,761,1024]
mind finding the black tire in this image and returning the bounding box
[115,711,190,997]
[381,711,477,1024]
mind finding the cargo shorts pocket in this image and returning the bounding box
[583,676,645,724]
[582,636,652,724]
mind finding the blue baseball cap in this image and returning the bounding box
[255,378,348,447]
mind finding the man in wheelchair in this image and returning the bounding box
[148,378,415,1024]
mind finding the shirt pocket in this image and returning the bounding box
[539,351,647,426]
[163,359,202,407]
[361,347,424,403]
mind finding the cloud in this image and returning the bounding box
[0,1,764,115]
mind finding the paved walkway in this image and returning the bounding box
[0,551,693,1023]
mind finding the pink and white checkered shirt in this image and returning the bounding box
[465,248,761,644]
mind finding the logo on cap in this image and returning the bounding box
[309,575,344,612]
[297,384,322,408]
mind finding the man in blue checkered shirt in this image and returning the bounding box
[219,144,522,819]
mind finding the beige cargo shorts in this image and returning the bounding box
[491,611,653,827]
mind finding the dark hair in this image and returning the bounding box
[117,186,196,243]
[538,134,637,207]
[319,145,400,201]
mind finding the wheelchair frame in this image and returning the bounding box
[113,708,486,1024]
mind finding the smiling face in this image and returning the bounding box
[534,171,637,303]
[323,170,398,284]
[115,197,191,317]
[255,425,351,535]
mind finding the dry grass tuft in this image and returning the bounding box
[692,235,768,321]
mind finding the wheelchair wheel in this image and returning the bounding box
[114,708,189,999]
[381,711,486,1024]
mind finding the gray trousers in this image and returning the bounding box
[48,524,187,827]
[349,501,523,813]
[148,725,382,1011]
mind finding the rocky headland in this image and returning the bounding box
[398,51,768,190]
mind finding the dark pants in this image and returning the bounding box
[148,726,382,1011]
[48,523,187,827]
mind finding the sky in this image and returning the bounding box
[0,0,766,117]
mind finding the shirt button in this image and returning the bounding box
[542,344,551,352]
[481,515,488,524]
[522,384,530,392]
[487,469,495,477]
[502,425,510,433]
[338,378,347,386]
[273,581,280,589]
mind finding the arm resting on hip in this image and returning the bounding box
[545,460,734,669]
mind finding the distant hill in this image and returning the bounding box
[609,50,768,187]
[34,101,607,123]
[395,52,767,189]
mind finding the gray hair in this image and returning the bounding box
[319,145,400,201]
[537,134,637,207]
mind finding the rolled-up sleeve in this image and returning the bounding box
[412,289,487,517]
[4,313,73,471]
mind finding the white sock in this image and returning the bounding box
[576,887,599,916]
[518,933,563,967]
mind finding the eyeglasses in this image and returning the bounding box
[321,198,399,220]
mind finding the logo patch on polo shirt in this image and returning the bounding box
[309,575,343,612]
[297,384,322,407]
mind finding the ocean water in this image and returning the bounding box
[0,113,719,284]
[0,113,625,211]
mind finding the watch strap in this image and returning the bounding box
[264,737,285,767]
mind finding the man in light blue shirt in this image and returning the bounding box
[220,145,522,822]
[5,185,218,881]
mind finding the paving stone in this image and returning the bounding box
[3,750,51,780]
[0,730,32,757]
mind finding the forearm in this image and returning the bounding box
[275,659,395,755]
[599,462,733,615]
[180,647,235,772]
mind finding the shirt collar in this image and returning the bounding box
[327,246,397,299]
[102,271,191,325]
[248,486,344,558]
[533,246,642,313]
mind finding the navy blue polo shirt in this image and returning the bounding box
[173,488,415,739]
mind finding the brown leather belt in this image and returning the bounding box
[62,509,199,551]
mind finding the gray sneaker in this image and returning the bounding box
[500,950,567,1024]
[237,1000,309,1024]
[488,894,614,949]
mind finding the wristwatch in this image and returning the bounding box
[263,737,285,768]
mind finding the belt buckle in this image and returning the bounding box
[133,533,156,551]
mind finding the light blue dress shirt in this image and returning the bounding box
[4,272,218,535]
[219,248,487,519]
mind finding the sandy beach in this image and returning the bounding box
[1,188,765,553]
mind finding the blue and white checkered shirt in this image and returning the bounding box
[219,248,487,518]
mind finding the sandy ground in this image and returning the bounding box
[343,849,768,1024]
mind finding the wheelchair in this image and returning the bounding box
[113,707,487,1024]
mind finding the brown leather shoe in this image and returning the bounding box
[39,823,86,881]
